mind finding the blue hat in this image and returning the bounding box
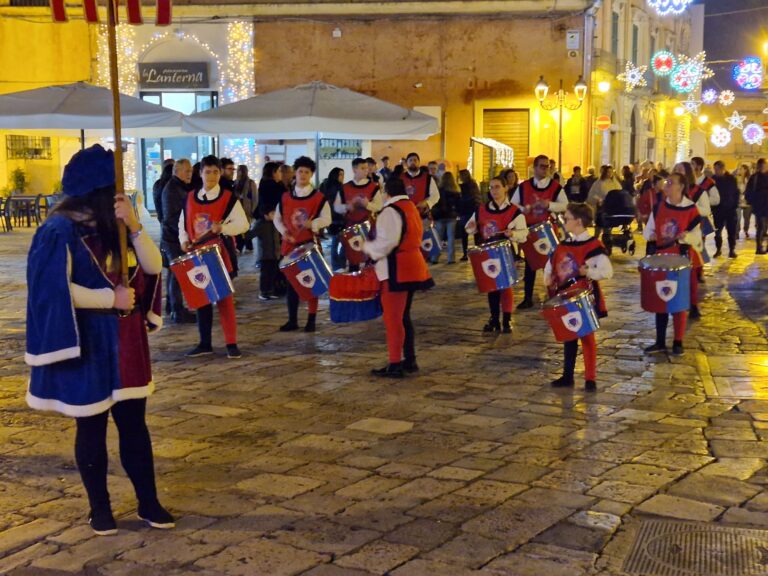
[62,144,115,197]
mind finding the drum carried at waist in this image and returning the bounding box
[468,239,519,293]
[329,266,382,323]
[638,254,691,314]
[522,220,559,270]
[541,287,600,342]
[279,243,333,301]
[421,224,441,261]
[170,244,234,310]
[340,221,371,266]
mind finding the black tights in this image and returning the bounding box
[563,339,578,380]
[487,292,501,321]
[523,262,536,301]
[75,398,158,513]
[403,291,415,363]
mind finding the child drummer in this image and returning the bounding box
[334,157,382,271]
[544,203,613,391]
[179,155,249,359]
[275,156,332,333]
[642,172,702,357]
[511,154,568,309]
[465,176,528,333]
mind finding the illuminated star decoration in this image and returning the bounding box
[669,52,714,94]
[682,96,701,116]
[651,50,677,76]
[701,89,718,105]
[732,57,763,90]
[719,90,736,106]
[617,61,648,92]
[726,111,746,131]
[647,0,693,16]
[743,123,766,146]
[710,126,731,148]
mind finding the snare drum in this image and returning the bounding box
[279,244,333,301]
[522,221,559,270]
[468,240,519,293]
[541,287,600,342]
[421,225,441,261]
[638,254,691,314]
[329,266,382,323]
[340,221,371,266]
[170,244,234,310]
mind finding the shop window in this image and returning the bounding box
[5,135,52,160]
[481,109,529,181]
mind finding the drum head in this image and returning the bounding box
[170,244,219,266]
[640,254,691,271]
[543,287,591,308]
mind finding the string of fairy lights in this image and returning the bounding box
[96,21,258,192]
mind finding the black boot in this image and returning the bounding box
[371,362,404,378]
[550,375,575,388]
[483,317,501,332]
[502,313,512,334]
[304,313,316,333]
[403,358,419,373]
[279,320,299,332]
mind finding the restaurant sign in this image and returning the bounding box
[138,62,209,89]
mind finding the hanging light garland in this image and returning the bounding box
[710,126,731,148]
[732,57,763,91]
[651,50,677,76]
[743,123,765,146]
[221,22,257,169]
[617,61,648,93]
[647,0,693,16]
[701,89,718,105]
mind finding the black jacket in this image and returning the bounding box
[746,172,768,217]
[565,176,589,203]
[432,186,460,220]
[160,176,192,246]
[257,178,284,218]
[713,173,739,213]
[153,176,171,223]
[458,180,482,218]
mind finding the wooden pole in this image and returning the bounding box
[105,0,130,287]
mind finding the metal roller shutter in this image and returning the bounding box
[482,109,530,180]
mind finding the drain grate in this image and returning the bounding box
[623,520,768,576]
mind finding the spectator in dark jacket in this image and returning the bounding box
[256,162,286,298]
[160,159,195,323]
[320,167,346,270]
[746,158,768,254]
[152,159,174,224]
[432,172,461,264]
[712,161,740,258]
[565,166,590,203]
[458,169,482,261]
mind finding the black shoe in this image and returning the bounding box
[502,313,512,333]
[304,315,316,333]
[689,306,701,320]
[757,249,766,255]
[226,344,242,359]
[403,359,420,373]
[89,509,117,536]
[460,255,468,261]
[371,363,404,378]
[268,294,282,300]
[483,319,501,333]
[138,501,175,530]
[729,251,737,259]
[170,310,196,324]
[644,343,667,355]
[713,250,722,259]
[516,299,534,310]
[671,341,685,356]
[185,344,213,358]
[585,380,597,392]
[550,376,575,388]
[258,293,270,301]
[279,321,299,332]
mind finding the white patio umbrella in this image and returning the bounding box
[0,82,185,139]
[182,81,438,140]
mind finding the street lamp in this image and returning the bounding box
[534,75,587,171]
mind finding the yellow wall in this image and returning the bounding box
[0,13,92,194]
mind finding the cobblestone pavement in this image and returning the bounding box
[1,223,767,575]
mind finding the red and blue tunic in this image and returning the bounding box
[475,201,523,242]
[183,188,238,272]
[653,200,703,268]
[341,180,378,225]
[386,199,435,292]
[549,236,608,316]
[400,170,432,206]
[518,178,563,225]
[279,189,327,256]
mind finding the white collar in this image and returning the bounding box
[667,196,692,207]
[354,178,370,186]
[572,230,591,241]
[407,169,421,177]
[293,184,314,196]
[384,194,409,206]
[490,198,511,210]
[199,184,220,198]
[695,174,705,184]
[533,176,551,188]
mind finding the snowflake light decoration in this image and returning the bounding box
[719,90,735,106]
[669,52,714,94]
[647,0,693,16]
[682,96,701,116]
[710,126,731,148]
[701,89,718,105]
[726,111,746,131]
[617,61,648,92]
[651,50,677,76]
[743,124,766,146]
[733,57,763,91]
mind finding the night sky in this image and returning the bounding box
[700,0,768,60]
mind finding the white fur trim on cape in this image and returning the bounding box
[26,381,155,418]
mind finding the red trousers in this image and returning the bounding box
[198,295,237,346]
[564,332,597,381]
[500,288,514,313]
[381,282,415,363]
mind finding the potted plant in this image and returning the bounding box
[10,168,27,195]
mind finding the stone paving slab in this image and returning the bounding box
[1,227,768,574]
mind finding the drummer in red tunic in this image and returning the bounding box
[274,156,332,333]
[543,203,613,391]
[511,154,568,309]
[179,155,249,359]
[465,176,528,333]
[334,157,382,271]
[400,152,439,219]
[362,177,435,378]
[642,172,703,356]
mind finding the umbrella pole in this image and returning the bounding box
[106,0,129,287]
[80,129,85,150]
[314,132,320,188]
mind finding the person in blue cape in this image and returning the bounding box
[25,144,174,536]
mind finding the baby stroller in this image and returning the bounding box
[598,189,636,256]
